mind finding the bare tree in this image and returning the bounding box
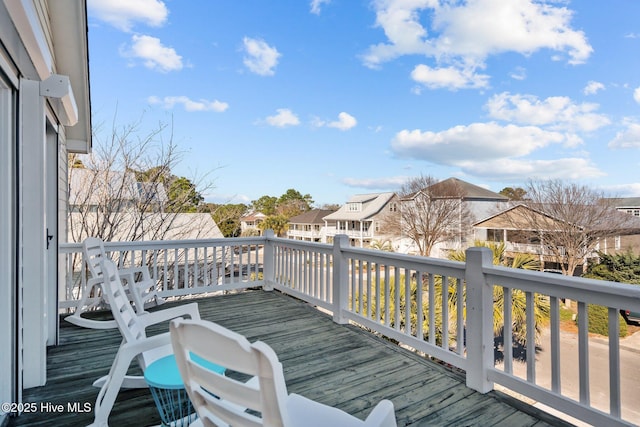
[511,179,640,276]
[68,116,217,244]
[381,175,471,257]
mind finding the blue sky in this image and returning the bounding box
[87,0,640,206]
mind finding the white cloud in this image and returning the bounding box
[363,0,592,89]
[392,122,567,164]
[243,37,281,76]
[310,0,331,15]
[601,183,640,197]
[264,109,300,127]
[88,0,168,32]
[148,96,228,112]
[634,87,640,104]
[583,81,605,95]
[510,66,527,81]
[411,64,489,90]
[123,35,183,72]
[342,176,408,189]
[328,112,357,130]
[459,157,604,181]
[485,92,610,133]
[609,122,640,149]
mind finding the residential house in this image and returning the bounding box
[611,197,640,218]
[287,209,336,242]
[474,203,640,274]
[323,193,397,247]
[239,211,266,235]
[398,178,509,257]
[0,0,91,415]
[68,168,169,213]
[67,168,223,242]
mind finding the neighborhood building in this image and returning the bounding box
[474,203,640,274]
[397,178,509,257]
[286,209,336,242]
[323,192,398,248]
[239,211,267,235]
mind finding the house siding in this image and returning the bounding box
[1,1,91,415]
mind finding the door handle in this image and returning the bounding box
[46,227,54,250]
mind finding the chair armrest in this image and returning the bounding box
[138,302,201,329]
[118,266,151,283]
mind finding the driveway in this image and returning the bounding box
[495,328,640,426]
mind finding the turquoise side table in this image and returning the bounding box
[144,354,226,426]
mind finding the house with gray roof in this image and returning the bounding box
[398,178,509,257]
[323,192,398,248]
[287,209,336,242]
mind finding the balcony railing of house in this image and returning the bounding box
[59,231,640,427]
[507,242,567,257]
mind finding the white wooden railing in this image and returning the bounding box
[59,231,640,427]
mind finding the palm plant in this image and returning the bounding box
[448,241,549,345]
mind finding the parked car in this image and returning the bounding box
[620,309,640,326]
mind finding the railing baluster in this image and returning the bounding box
[526,291,535,382]
[550,295,561,393]
[503,286,513,375]
[441,275,449,348]
[577,301,590,405]
[608,307,621,418]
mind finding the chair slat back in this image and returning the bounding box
[83,236,108,279]
[171,319,290,427]
[100,259,146,343]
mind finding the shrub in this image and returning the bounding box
[577,304,628,338]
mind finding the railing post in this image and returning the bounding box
[332,234,349,324]
[263,229,275,291]
[465,247,494,393]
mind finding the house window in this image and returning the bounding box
[634,209,640,217]
[389,203,397,212]
[348,203,361,212]
[615,236,621,250]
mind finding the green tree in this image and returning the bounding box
[259,215,289,237]
[206,203,248,237]
[251,195,278,216]
[167,176,204,213]
[499,187,527,201]
[448,241,549,345]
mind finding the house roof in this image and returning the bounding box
[323,192,396,221]
[289,209,336,224]
[69,168,168,206]
[608,197,640,208]
[403,177,508,201]
[69,212,223,243]
[240,211,266,222]
[475,203,640,234]
[49,0,92,153]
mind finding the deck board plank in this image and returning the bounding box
[9,290,570,427]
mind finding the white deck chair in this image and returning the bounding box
[170,318,398,427]
[66,237,165,329]
[89,258,200,427]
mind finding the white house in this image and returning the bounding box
[323,193,398,248]
[287,209,336,242]
[0,0,91,418]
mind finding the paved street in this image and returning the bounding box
[496,329,640,426]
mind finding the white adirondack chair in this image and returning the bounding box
[170,318,398,427]
[89,258,200,427]
[66,237,165,329]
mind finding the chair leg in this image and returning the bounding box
[91,348,137,426]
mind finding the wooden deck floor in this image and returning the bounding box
[9,290,571,426]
